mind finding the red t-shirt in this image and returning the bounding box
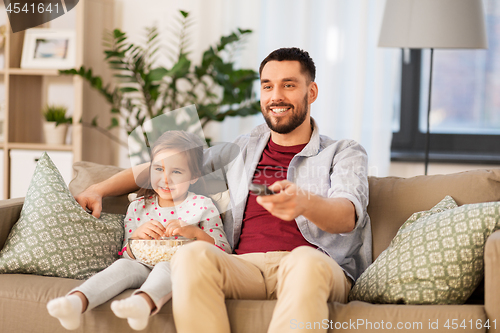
[235,138,315,254]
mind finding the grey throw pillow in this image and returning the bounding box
[350,195,500,304]
[0,153,124,279]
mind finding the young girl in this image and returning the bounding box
[47,131,231,331]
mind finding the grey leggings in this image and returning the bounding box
[70,258,172,312]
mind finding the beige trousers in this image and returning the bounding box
[170,242,352,333]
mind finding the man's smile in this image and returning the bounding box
[271,107,290,114]
[269,105,293,116]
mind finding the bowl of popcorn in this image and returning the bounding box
[128,237,196,266]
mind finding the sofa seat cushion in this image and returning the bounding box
[0,274,275,333]
[351,196,500,305]
[0,274,489,333]
[0,273,177,333]
[330,301,486,333]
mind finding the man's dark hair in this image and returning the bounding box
[259,47,316,82]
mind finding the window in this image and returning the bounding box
[391,0,500,164]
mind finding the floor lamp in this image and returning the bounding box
[378,0,488,175]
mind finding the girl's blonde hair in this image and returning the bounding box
[137,131,205,201]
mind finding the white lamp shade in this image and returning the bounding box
[379,0,488,49]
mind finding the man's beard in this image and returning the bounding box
[262,94,309,134]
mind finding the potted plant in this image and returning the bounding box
[42,104,72,145]
[60,10,260,148]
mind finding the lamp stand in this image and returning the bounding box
[424,48,434,175]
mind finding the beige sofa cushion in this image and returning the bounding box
[0,272,488,333]
[69,161,130,215]
[0,197,24,250]
[0,154,124,279]
[351,196,500,305]
[368,169,500,260]
[0,274,177,333]
[329,301,486,333]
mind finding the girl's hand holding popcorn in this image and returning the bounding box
[163,219,184,237]
[131,220,166,240]
[164,219,215,244]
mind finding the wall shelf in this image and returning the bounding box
[0,0,118,199]
[6,143,73,151]
[7,68,61,76]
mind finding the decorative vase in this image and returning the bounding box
[43,122,68,145]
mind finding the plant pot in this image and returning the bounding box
[43,122,68,145]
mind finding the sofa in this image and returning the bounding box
[1,162,499,333]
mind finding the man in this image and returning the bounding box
[77,48,371,333]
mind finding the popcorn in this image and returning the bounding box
[129,238,194,266]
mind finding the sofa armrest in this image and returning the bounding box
[485,229,500,333]
[0,197,24,250]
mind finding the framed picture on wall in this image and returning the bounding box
[21,29,76,69]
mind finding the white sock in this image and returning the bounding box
[46,295,83,330]
[111,295,151,331]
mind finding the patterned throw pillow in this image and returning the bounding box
[0,153,124,280]
[349,195,500,304]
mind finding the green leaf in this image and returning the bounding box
[59,68,77,75]
[130,45,142,56]
[107,117,119,130]
[114,74,134,79]
[116,43,134,53]
[150,46,161,57]
[201,47,217,68]
[205,91,218,99]
[180,10,189,18]
[148,32,159,42]
[147,67,169,81]
[149,86,160,101]
[84,68,93,80]
[115,36,127,44]
[168,55,191,78]
[218,32,239,51]
[120,87,139,93]
[108,60,126,65]
[104,50,119,57]
[113,29,126,39]
[90,76,103,90]
[237,28,253,35]
[91,116,98,127]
